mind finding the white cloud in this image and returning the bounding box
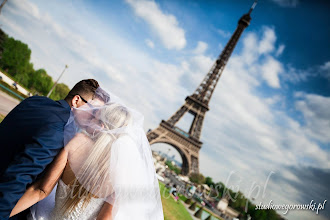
[265,95,282,105]
[282,60,330,84]
[217,29,231,38]
[295,93,330,143]
[320,61,330,71]
[240,29,282,88]
[145,38,155,49]
[272,0,300,7]
[9,0,40,19]
[276,44,285,56]
[241,32,259,65]
[179,54,214,92]
[282,65,312,83]
[193,41,208,54]
[260,56,283,88]
[190,55,213,73]
[258,27,276,54]
[125,0,186,50]
[320,61,330,80]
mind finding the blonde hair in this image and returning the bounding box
[63,103,132,213]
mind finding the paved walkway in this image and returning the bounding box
[0,90,20,116]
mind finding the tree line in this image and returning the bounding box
[0,28,69,100]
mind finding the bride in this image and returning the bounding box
[9,88,164,220]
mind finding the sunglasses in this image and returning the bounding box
[76,94,100,116]
[78,94,89,103]
[76,94,95,108]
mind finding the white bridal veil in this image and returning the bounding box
[31,87,164,220]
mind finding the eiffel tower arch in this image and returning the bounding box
[148,1,258,176]
[150,136,194,175]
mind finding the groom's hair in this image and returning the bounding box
[65,79,99,101]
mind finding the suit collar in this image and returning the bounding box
[57,99,71,110]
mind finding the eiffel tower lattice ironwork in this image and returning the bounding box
[147,1,257,175]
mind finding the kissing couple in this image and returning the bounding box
[0,79,164,220]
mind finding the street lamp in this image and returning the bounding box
[47,65,68,98]
[166,148,171,159]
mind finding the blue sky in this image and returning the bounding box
[0,0,329,219]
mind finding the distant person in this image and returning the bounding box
[0,79,100,220]
[188,184,196,197]
[170,184,179,202]
[12,81,18,90]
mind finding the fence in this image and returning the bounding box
[0,71,31,97]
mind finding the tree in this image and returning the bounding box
[0,37,31,77]
[0,28,7,57]
[266,209,280,220]
[14,62,34,88]
[205,176,214,187]
[49,83,70,100]
[213,182,225,198]
[185,198,192,205]
[189,173,205,184]
[231,191,247,213]
[165,160,181,174]
[28,69,53,95]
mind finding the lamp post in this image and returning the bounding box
[47,65,68,98]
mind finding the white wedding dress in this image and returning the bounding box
[50,179,104,220]
[29,179,105,220]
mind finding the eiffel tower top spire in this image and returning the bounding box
[249,0,258,15]
[190,1,258,107]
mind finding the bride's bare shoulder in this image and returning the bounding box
[65,132,93,151]
[74,132,90,139]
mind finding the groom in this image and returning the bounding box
[0,79,99,220]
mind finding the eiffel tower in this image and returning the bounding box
[148,1,258,175]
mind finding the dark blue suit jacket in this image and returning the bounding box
[0,96,71,220]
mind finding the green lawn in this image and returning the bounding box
[159,182,193,220]
[0,114,5,123]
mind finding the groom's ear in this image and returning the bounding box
[71,95,80,108]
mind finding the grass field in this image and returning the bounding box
[159,182,193,220]
[0,114,5,123]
